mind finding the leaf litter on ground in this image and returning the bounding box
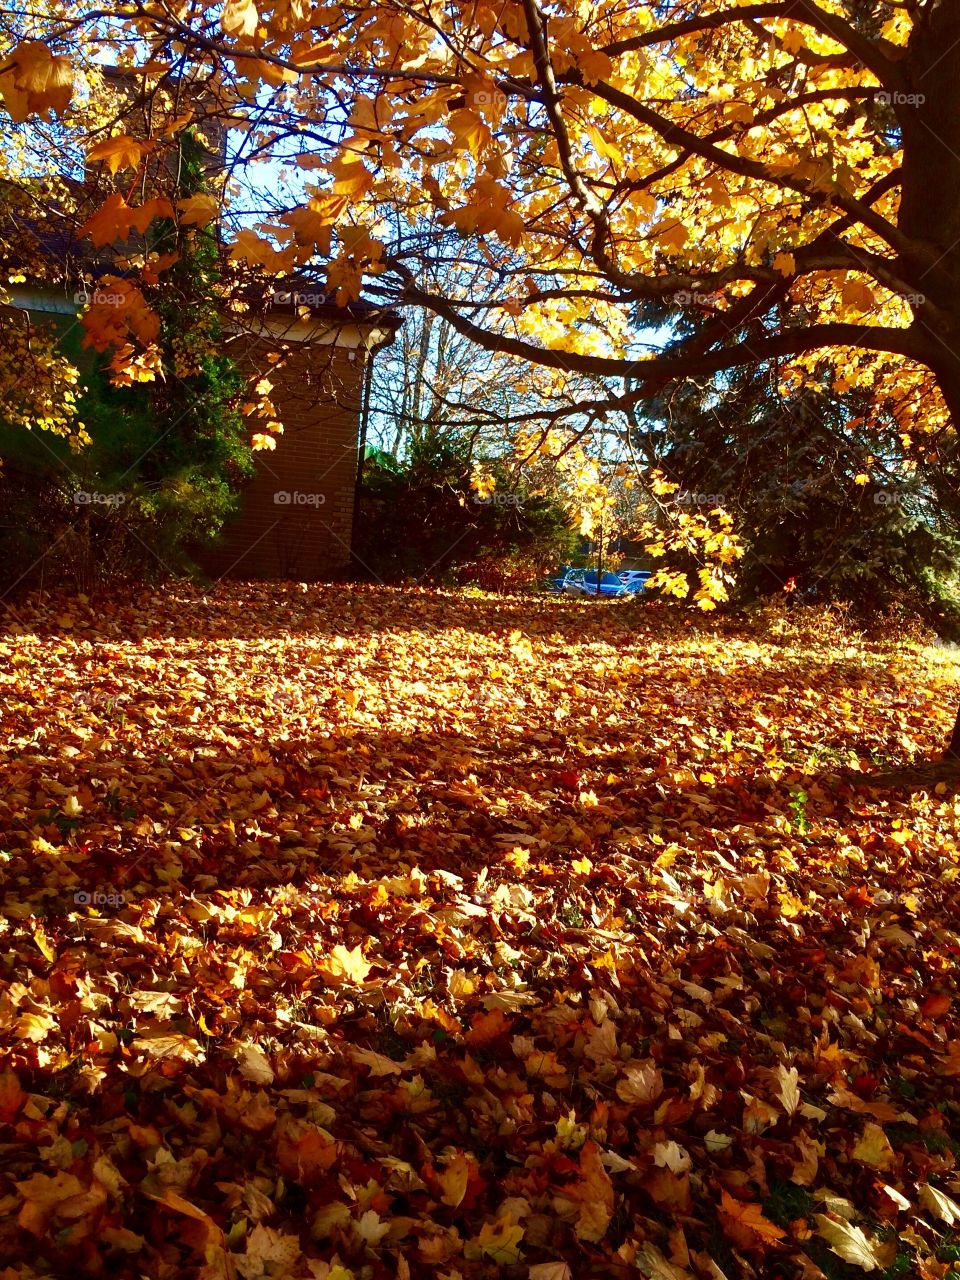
[1,584,960,1279]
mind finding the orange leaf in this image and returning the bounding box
[0,1069,24,1122]
[144,1188,217,1224]
[922,993,951,1020]
[87,134,150,174]
[177,193,219,227]
[0,40,72,121]
[719,1189,786,1249]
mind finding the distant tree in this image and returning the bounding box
[635,361,960,627]
[368,217,605,465]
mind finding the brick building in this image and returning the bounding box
[201,290,399,580]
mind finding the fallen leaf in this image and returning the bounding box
[318,943,373,984]
[719,1190,785,1249]
[235,1042,275,1085]
[813,1215,883,1271]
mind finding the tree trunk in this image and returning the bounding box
[901,3,960,287]
[945,704,960,760]
[924,354,960,759]
[900,6,960,758]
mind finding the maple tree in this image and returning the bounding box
[4,0,960,743]
[8,11,960,1274]
[3,583,960,1277]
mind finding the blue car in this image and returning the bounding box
[560,569,627,598]
[619,570,652,593]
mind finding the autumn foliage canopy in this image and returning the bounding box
[1,2,952,402]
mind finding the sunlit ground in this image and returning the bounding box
[2,584,959,1278]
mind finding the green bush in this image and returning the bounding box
[354,436,576,586]
[0,131,253,595]
[645,371,960,633]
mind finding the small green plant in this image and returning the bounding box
[788,787,811,836]
[559,901,585,928]
[42,805,81,835]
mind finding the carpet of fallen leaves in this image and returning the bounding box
[3,585,960,1280]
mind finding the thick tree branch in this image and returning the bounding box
[782,0,905,87]
[382,260,929,382]
[602,0,905,90]
[603,4,795,56]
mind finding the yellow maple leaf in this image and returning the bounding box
[773,252,796,276]
[578,48,613,86]
[0,41,72,121]
[447,108,490,157]
[438,1153,471,1207]
[471,469,496,500]
[725,101,755,124]
[318,943,372,985]
[177,193,219,227]
[241,1223,301,1273]
[222,0,259,38]
[852,1122,895,1170]
[585,122,623,167]
[776,1063,800,1116]
[780,26,807,53]
[814,1214,887,1270]
[655,219,689,254]
[87,134,149,175]
[229,227,287,270]
[331,155,373,199]
[465,1217,524,1265]
[15,1171,88,1237]
[842,277,877,313]
[15,1011,55,1042]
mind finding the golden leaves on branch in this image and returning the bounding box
[79,193,175,248]
[0,41,72,121]
[86,134,154,175]
[80,275,160,352]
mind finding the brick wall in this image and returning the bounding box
[202,339,367,581]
